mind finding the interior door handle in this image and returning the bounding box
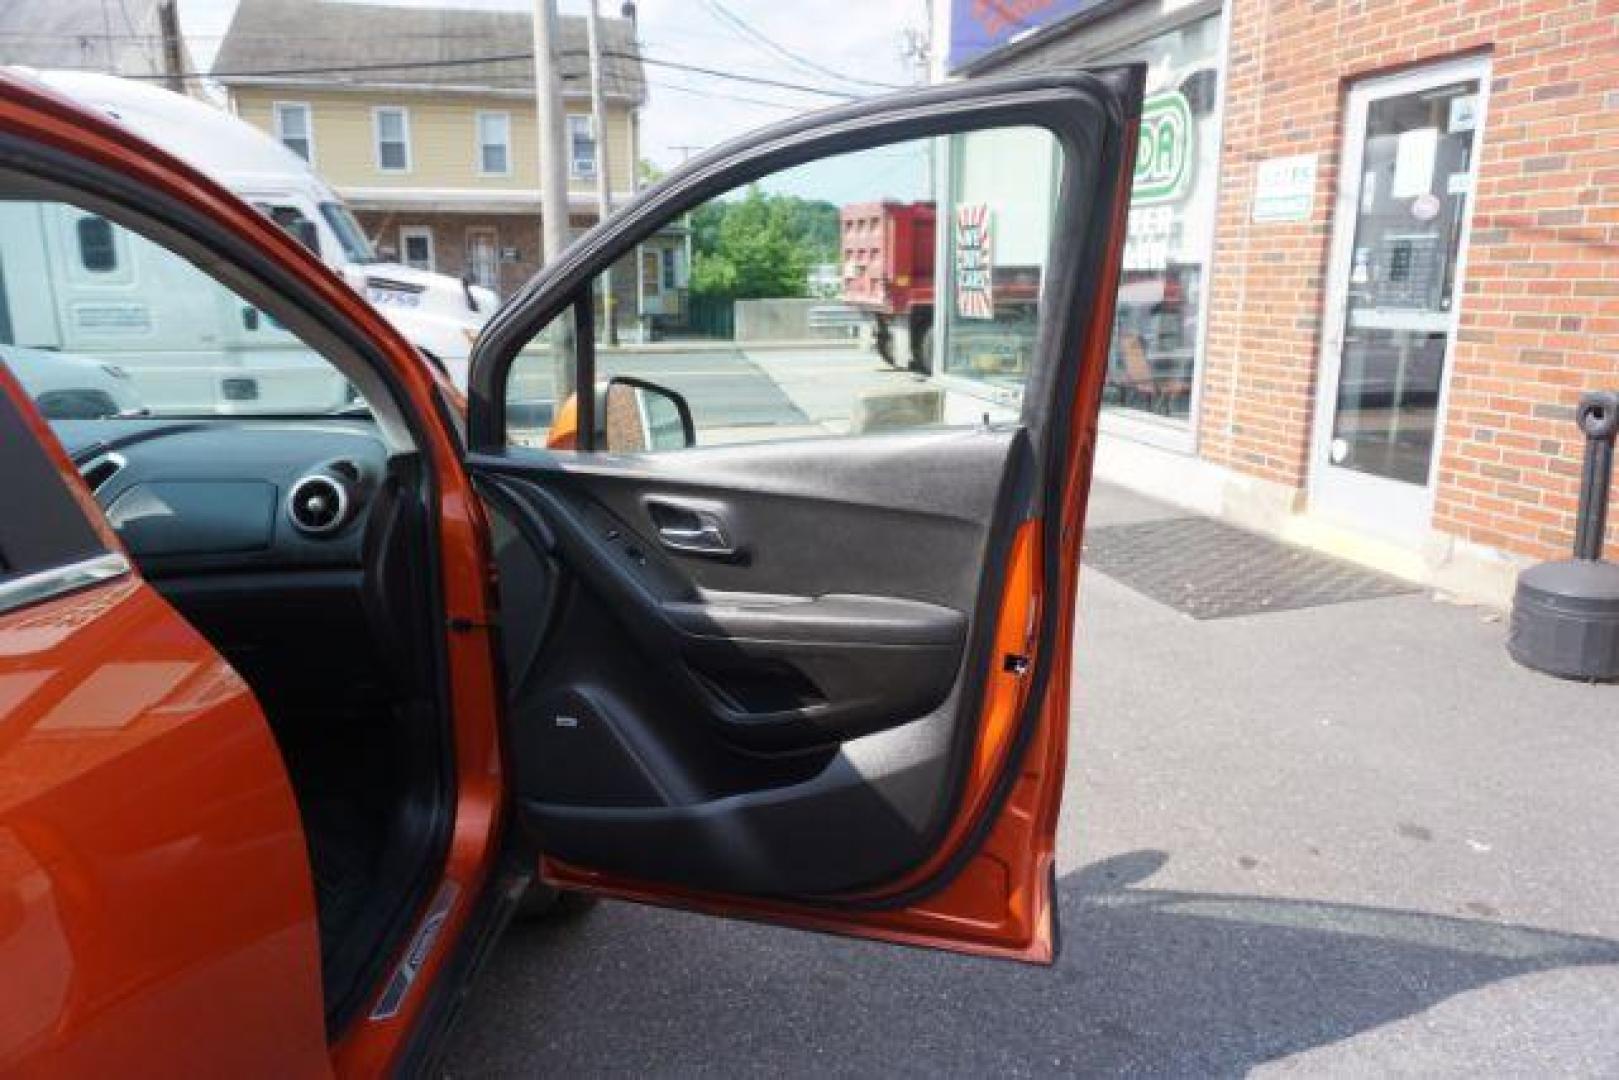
[655,514,734,556]
[658,521,727,550]
[645,497,737,556]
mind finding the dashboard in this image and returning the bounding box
[54,417,389,578]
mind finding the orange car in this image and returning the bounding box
[0,66,1141,1075]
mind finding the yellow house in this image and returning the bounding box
[213,0,645,298]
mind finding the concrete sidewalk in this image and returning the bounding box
[447,482,1619,1077]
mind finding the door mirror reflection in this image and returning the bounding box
[602,377,695,453]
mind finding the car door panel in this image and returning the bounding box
[476,425,1020,751]
[474,425,1027,896]
[468,69,1144,959]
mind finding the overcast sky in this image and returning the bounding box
[177,0,930,169]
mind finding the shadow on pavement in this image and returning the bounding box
[1045,851,1619,1073]
[450,851,1619,1074]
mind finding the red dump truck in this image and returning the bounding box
[841,199,1045,379]
[840,200,937,371]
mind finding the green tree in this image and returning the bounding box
[637,158,665,186]
[689,187,840,300]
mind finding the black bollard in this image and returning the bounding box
[1572,393,1618,560]
[1508,390,1619,680]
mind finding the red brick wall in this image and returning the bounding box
[1201,0,1619,558]
[354,212,551,298]
[354,211,644,330]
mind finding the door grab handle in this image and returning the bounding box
[657,518,733,555]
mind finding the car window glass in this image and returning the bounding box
[76,214,118,272]
[259,203,321,256]
[505,125,1062,452]
[0,381,109,598]
[0,196,363,419]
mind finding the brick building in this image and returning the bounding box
[945,0,1617,603]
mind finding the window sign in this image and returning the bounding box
[1133,91,1193,205]
[953,203,995,319]
[1252,153,1318,223]
[1123,203,1176,273]
[1448,94,1478,133]
[1392,127,1439,199]
[947,0,1109,71]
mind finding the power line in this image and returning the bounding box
[644,78,808,112]
[114,46,860,100]
[698,0,904,92]
[632,51,855,99]
[119,49,527,80]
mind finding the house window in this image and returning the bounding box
[400,227,435,271]
[568,114,597,179]
[477,111,511,175]
[374,107,411,172]
[273,102,313,162]
[76,215,117,272]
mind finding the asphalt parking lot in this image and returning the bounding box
[445,483,1619,1077]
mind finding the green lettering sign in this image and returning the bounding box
[1133,90,1193,205]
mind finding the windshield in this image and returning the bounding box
[1,196,366,418]
[256,202,322,257]
[320,201,378,264]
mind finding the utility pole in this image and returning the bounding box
[586,0,617,345]
[902,2,935,198]
[532,0,570,263]
[531,0,574,397]
[156,0,186,95]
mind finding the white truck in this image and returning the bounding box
[8,70,495,400]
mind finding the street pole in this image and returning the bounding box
[156,0,186,95]
[531,0,574,398]
[586,0,618,345]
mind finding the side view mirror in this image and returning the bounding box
[600,376,695,453]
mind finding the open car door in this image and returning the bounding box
[465,69,1143,962]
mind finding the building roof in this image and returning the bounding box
[0,0,195,77]
[212,0,645,103]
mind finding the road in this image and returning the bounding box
[506,342,926,445]
[444,484,1619,1077]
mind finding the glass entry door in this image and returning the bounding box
[1310,58,1488,539]
[465,228,499,292]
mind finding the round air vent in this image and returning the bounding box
[287,473,351,536]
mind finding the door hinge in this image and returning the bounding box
[447,614,498,633]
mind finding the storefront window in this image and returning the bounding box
[1103,14,1222,426]
[938,127,1060,408]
